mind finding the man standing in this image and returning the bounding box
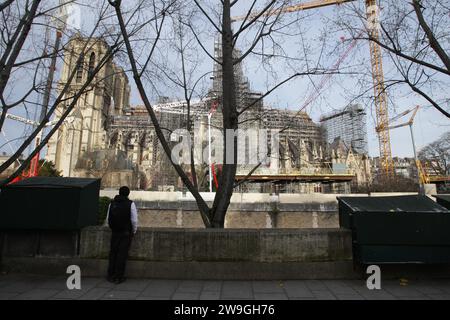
[106,186,138,284]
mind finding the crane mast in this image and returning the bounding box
[365,0,393,177]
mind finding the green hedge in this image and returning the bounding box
[98,196,111,225]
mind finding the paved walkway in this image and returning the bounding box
[1,274,450,300]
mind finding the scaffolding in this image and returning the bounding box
[104,39,361,192]
[320,104,368,155]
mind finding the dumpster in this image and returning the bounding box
[337,195,450,264]
[433,195,450,210]
[0,177,101,230]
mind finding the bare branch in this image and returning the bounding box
[193,0,222,34]
[412,0,450,72]
[0,0,14,12]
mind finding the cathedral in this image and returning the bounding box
[46,36,371,192]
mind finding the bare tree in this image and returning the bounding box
[109,0,341,228]
[1,0,46,131]
[335,0,449,118]
[418,131,450,176]
[149,13,214,190]
[0,0,127,185]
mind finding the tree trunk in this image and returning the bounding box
[210,0,238,228]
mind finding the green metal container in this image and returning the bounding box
[433,195,450,210]
[337,195,450,264]
[0,177,101,230]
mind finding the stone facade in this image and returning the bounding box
[45,36,133,187]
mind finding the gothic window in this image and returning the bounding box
[88,52,95,78]
[76,53,84,83]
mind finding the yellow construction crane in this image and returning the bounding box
[232,0,393,177]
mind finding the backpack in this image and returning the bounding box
[108,196,132,232]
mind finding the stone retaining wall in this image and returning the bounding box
[124,200,341,228]
[0,227,355,279]
[99,192,417,229]
[80,227,352,262]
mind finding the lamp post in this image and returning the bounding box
[208,112,212,193]
[409,122,424,195]
[207,100,218,193]
[66,115,76,177]
[66,109,83,177]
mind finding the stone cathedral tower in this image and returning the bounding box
[46,35,131,179]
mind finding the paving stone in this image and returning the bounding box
[34,275,69,289]
[172,292,200,300]
[335,293,365,300]
[79,277,103,287]
[103,290,141,300]
[254,293,288,300]
[439,280,450,293]
[51,288,91,300]
[0,281,40,293]
[1,274,45,283]
[113,279,151,292]
[383,285,425,298]
[0,292,20,300]
[78,287,111,300]
[414,284,446,295]
[311,290,337,300]
[175,280,204,293]
[329,286,359,295]
[2,275,450,301]
[140,280,180,298]
[426,294,450,300]
[304,280,328,291]
[200,291,221,300]
[221,281,253,299]
[283,281,314,298]
[429,284,450,294]
[50,277,102,295]
[95,279,117,289]
[399,296,430,300]
[353,289,396,300]
[202,281,222,292]
[252,281,284,294]
[14,289,59,300]
[342,280,366,288]
[37,278,71,290]
[136,296,170,300]
[363,295,397,300]
[0,279,16,289]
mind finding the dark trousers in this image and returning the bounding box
[108,231,132,279]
